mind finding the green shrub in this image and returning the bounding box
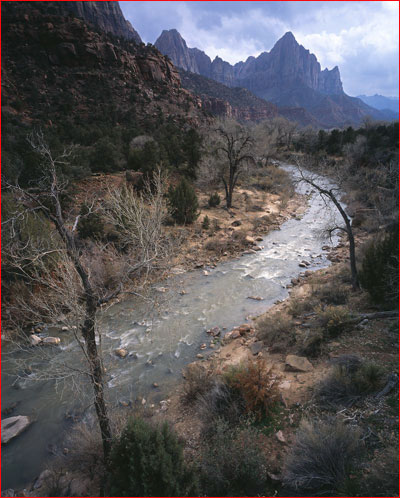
[283,419,361,493]
[167,178,199,225]
[107,417,197,497]
[359,228,398,307]
[316,305,351,337]
[77,203,105,240]
[200,419,268,497]
[202,215,210,230]
[208,192,221,207]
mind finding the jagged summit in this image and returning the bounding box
[155,28,386,127]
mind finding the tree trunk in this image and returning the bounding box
[330,195,359,290]
[82,300,112,461]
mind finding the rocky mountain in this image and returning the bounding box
[20,1,142,43]
[357,94,399,116]
[155,29,391,128]
[2,2,208,181]
[178,69,278,122]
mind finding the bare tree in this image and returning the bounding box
[3,131,171,460]
[295,160,360,290]
[214,120,255,209]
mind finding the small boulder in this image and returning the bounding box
[275,430,286,443]
[247,296,264,301]
[30,334,42,346]
[1,416,31,444]
[250,341,263,355]
[245,235,256,245]
[42,337,60,345]
[285,354,313,372]
[207,326,221,337]
[231,220,242,227]
[115,348,128,358]
[33,469,52,490]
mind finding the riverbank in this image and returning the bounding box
[153,229,398,496]
[4,167,397,497]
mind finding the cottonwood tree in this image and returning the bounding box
[214,120,255,209]
[3,131,171,460]
[295,159,359,290]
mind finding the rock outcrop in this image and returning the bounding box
[23,1,142,43]
[1,416,31,444]
[156,29,388,127]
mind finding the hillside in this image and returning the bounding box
[1,2,208,182]
[178,69,278,122]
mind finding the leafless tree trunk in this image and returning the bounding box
[215,121,255,209]
[296,162,360,290]
[3,131,171,461]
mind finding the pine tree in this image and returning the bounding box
[168,178,199,224]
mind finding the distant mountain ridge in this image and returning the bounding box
[155,29,392,128]
[357,94,399,115]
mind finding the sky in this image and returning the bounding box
[119,1,399,97]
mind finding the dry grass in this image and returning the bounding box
[316,356,384,407]
[283,419,361,493]
[256,312,295,352]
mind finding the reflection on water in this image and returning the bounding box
[1,165,343,490]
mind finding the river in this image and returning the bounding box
[1,164,344,491]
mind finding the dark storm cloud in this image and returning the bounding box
[119,1,399,97]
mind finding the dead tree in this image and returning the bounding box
[3,131,170,460]
[215,122,255,209]
[296,162,360,290]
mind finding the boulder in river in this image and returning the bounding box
[115,348,128,358]
[30,334,42,346]
[42,337,61,345]
[1,415,31,444]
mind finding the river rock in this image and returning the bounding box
[42,337,61,345]
[207,326,221,337]
[245,235,256,245]
[30,334,42,346]
[222,330,241,344]
[250,341,263,355]
[248,296,264,301]
[285,355,313,372]
[115,348,128,358]
[253,245,262,251]
[32,469,52,490]
[1,416,31,444]
[231,220,242,226]
[238,324,252,334]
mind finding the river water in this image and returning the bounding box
[1,164,343,491]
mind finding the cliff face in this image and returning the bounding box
[155,29,387,127]
[13,1,142,43]
[1,2,207,136]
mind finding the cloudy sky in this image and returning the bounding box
[120,1,399,97]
